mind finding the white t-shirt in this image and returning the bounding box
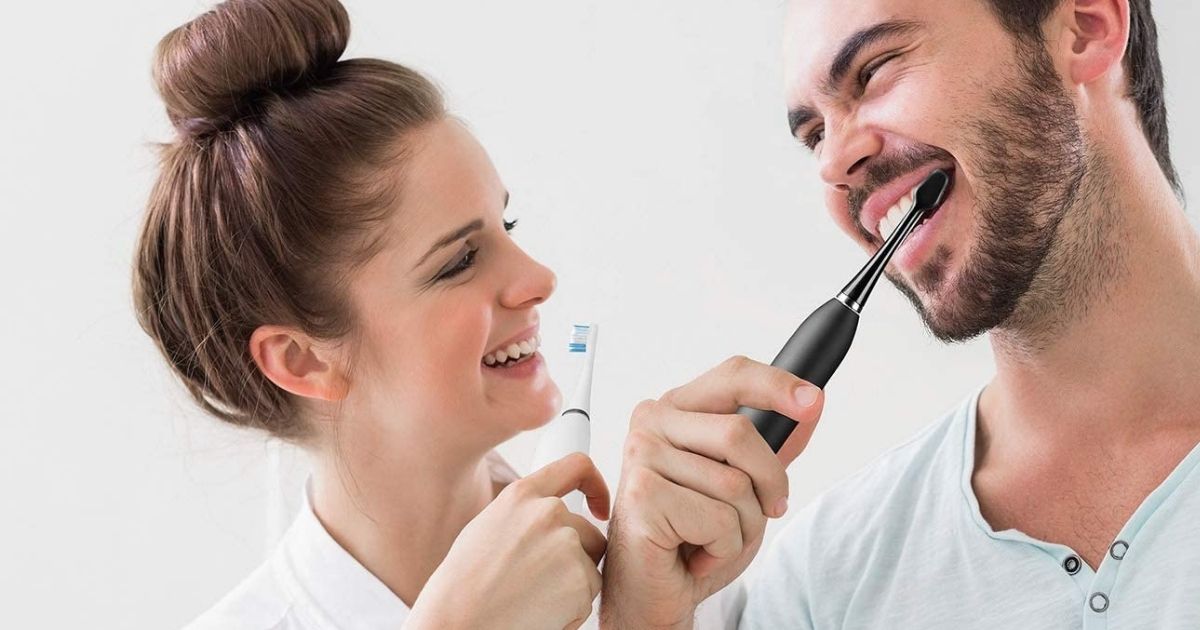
[739,387,1200,629]
[185,453,525,629]
[184,480,412,630]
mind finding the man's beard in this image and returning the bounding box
[866,43,1094,344]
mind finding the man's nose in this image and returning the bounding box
[818,119,880,192]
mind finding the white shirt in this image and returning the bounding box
[184,482,411,630]
[183,485,740,630]
[738,386,1200,629]
[184,453,611,630]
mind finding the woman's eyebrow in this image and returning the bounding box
[416,219,484,268]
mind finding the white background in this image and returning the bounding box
[2,1,1197,628]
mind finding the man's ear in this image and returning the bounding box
[249,325,350,402]
[1057,0,1130,86]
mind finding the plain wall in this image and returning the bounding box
[2,1,1197,627]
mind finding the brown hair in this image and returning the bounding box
[981,0,1180,196]
[132,0,444,440]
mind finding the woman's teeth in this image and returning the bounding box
[482,334,541,368]
[877,182,925,242]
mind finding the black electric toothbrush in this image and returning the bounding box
[740,169,952,452]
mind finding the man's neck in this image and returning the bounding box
[982,140,1200,443]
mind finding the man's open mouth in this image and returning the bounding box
[871,167,956,241]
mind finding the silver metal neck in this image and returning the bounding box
[835,292,863,314]
[837,205,927,314]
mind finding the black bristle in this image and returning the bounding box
[915,169,951,211]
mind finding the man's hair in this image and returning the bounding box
[982,0,1179,195]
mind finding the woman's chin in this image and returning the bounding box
[526,411,559,432]
[521,385,563,431]
[483,385,561,434]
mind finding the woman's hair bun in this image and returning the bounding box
[152,0,350,135]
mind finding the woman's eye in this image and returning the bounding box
[438,247,478,280]
[431,219,516,284]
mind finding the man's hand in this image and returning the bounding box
[600,356,826,629]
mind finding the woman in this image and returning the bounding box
[133,0,610,627]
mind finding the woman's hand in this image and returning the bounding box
[408,452,611,630]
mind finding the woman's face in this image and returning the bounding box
[340,118,561,454]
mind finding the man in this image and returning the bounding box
[601,0,1200,627]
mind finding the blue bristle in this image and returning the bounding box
[568,324,590,353]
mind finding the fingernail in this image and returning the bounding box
[773,497,789,517]
[794,385,819,407]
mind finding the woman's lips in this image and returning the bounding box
[483,351,544,379]
[482,324,541,366]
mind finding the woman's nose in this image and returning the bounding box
[499,246,557,310]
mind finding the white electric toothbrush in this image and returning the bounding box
[530,323,598,514]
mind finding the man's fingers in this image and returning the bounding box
[776,389,826,466]
[648,445,766,545]
[623,468,744,563]
[686,548,724,578]
[659,355,822,424]
[633,405,789,518]
[522,453,612,519]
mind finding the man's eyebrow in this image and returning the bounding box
[789,105,819,138]
[827,19,922,90]
[788,19,923,137]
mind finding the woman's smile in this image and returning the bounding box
[484,350,546,379]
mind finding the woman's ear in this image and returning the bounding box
[249,325,350,402]
[1058,0,1130,86]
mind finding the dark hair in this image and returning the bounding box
[980,0,1179,195]
[132,0,445,440]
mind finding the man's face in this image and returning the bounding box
[784,0,1088,341]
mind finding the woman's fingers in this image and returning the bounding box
[582,549,602,599]
[560,509,608,565]
[565,539,603,630]
[521,452,611,520]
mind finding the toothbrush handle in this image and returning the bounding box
[737,298,859,452]
[530,411,592,514]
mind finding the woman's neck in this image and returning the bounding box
[308,444,504,608]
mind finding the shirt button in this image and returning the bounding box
[1110,540,1129,560]
[1063,555,1081,575]
[1089,592,1110,613]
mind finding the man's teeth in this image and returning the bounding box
[877,183,925,241]
[482,334,541,367]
